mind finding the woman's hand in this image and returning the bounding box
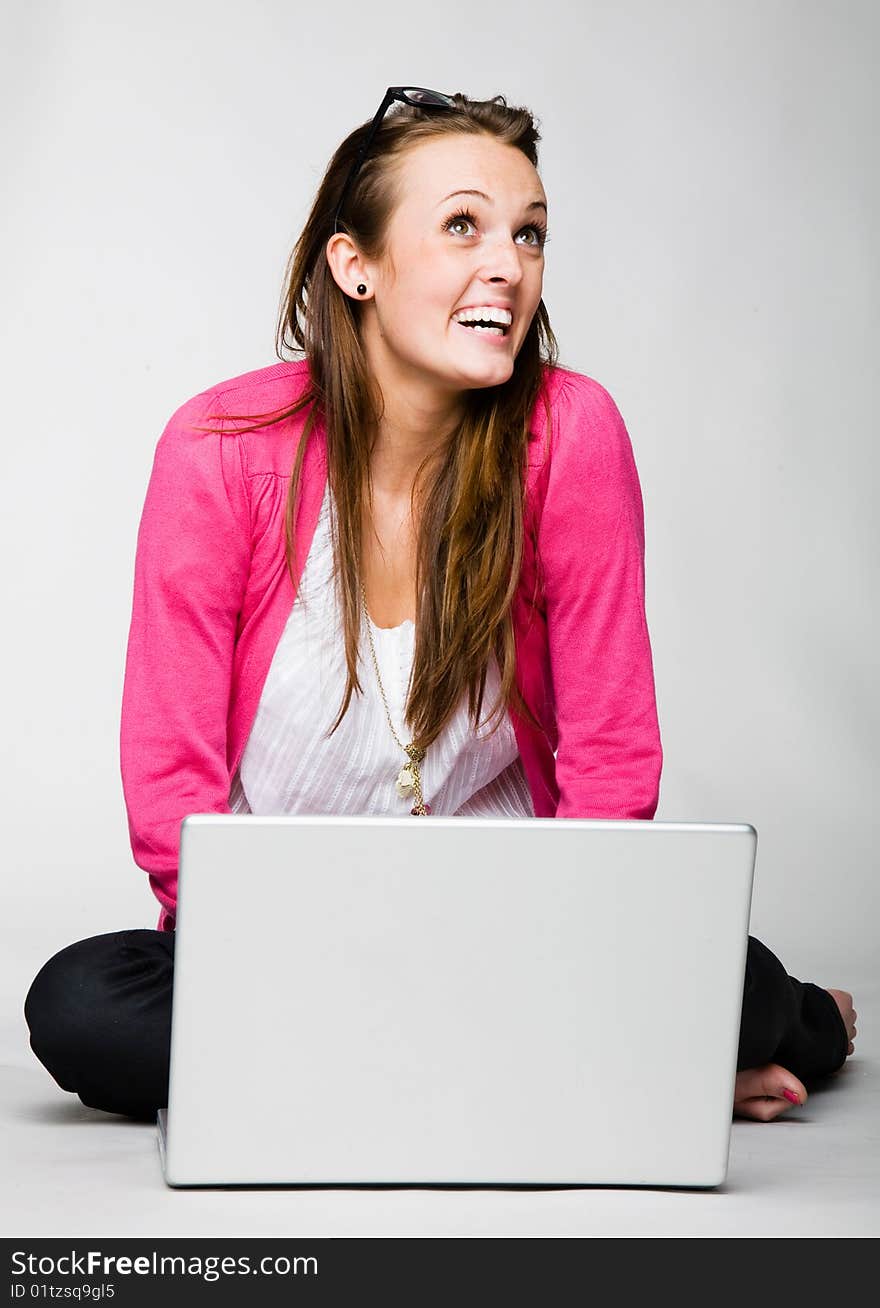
[733,988,857,1121]
[826,988,858,1056]
[733,1063,808,1121]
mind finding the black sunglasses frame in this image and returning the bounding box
[333,86,457,235]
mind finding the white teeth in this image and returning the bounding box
[452,306,513,327]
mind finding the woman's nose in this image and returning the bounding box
[481,239,524,284]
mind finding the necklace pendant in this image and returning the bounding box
[396,765,415,797]
[411,803,432,816]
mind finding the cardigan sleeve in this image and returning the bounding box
[119,389,251,930]
[538,373,663,819]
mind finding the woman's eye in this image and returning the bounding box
[442,210,547,248]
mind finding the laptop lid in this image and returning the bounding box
[159,815,756,1188]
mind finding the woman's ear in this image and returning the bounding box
[326,232,370,300]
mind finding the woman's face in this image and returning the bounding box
[333,134,548,398]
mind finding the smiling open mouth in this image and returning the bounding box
[453,320,510,339]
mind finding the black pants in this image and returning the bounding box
[23,929,849,1122]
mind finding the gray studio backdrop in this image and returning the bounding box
[3,1,877,999]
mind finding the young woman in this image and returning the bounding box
[24,88,856,1125]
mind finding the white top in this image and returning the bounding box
[229,481,535,819]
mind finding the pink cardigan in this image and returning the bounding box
[120,359,663,932]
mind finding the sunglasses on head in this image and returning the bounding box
[333,87,457,235]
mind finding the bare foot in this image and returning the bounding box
[733,988,858,1121]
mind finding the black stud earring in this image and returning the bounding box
[356,284,367,296]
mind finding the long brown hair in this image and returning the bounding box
[196,92,560,751]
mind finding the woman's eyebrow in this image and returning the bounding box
[437,188,547,213]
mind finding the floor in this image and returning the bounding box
[4,933,878,1239]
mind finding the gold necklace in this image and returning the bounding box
[360,580,431,815]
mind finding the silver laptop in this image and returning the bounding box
[157,815,756,1188]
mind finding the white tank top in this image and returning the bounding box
[229,480,535,818]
